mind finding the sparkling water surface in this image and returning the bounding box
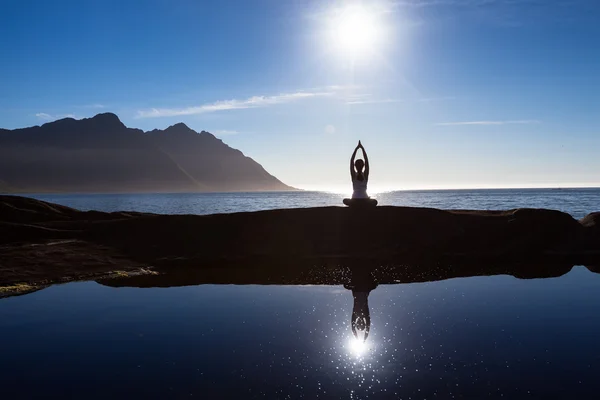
[1,267,600,398]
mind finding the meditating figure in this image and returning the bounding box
[343,141,378,207]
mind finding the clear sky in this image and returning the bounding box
[2,0,599,192]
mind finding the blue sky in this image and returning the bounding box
[1,0,599,191]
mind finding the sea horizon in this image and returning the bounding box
[4,184,600,197]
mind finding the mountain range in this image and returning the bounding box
[0,113,293,193]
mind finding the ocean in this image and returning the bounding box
[27,187,600,219]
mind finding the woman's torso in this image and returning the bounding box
[352,176,369,199]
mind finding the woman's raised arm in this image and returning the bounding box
[360,142,370,180]
[350,143,360,179]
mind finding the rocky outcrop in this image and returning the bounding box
[580,212,600,234]
[0,195,599,287]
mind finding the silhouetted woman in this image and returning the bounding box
[343,141,377,206]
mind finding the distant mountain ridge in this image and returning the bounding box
[0,113,293,193]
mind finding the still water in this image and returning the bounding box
[2,266,600,398]
[28,187,600,219]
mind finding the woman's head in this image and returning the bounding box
[355,316,366,331]
[354,159,365,172]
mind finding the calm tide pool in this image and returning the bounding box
[1,266,600,399]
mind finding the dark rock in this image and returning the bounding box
[581,212,600,232]
[579,212,600,252]
[1,196,599,287]
[98,263,582,289]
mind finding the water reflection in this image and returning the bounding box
[344,267,378,343]
[3,266,600,398]
[97,261,583,289]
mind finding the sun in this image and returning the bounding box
[330,4,382,57]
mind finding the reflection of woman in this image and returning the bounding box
[344,268,378,342]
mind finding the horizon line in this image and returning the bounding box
[5,185,600,197]
[296,184,600,195]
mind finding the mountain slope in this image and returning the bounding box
[0,113,293,193]
[146,123,290,191]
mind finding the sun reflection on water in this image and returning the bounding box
[348,337,367,357]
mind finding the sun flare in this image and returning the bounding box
[330,4,382,56]
[348,337,367,356]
